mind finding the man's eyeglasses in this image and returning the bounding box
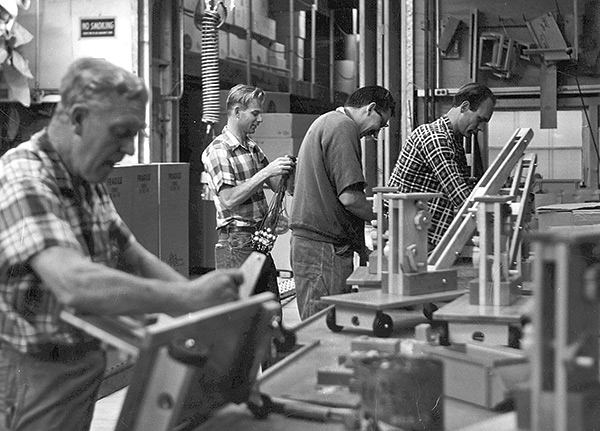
[374,107,389,129]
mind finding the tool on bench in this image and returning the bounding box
[247,392,354,423]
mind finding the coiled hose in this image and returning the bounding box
[199,9,221,129]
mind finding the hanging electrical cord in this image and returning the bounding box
[195,0,226,136]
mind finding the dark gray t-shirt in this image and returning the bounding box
[290,109,367,250]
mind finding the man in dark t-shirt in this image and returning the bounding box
[290,86,396,320]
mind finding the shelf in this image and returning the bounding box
[219,22,280,48]
[417,84,600,98]
[269,0,330,15]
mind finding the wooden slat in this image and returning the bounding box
[430,128,528,261]
[429,128,534,270]
[508,153,537,268]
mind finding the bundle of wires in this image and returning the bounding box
[251,174,290,254]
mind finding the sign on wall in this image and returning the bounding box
[80,17,116,38]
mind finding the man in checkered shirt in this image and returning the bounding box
[202,84,296,303]
[388,83,496,252]
[0,58,243,431]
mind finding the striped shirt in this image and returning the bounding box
[202,128,269,228]
[388,116,472,248]
[0,129,134,353]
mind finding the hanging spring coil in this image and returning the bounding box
[198,2,225,127]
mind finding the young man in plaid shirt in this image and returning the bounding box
[388,82,496,252]
[202,84,296,302]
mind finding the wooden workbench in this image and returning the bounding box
[197,310,508,430]
[91,259,512,431]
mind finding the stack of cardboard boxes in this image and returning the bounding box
[183,0,308,79]
[273,9,306,79]
[107,163,190,277]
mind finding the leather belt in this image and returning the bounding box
[218,224,257,234]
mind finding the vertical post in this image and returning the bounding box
[385,193,438,296]
[310,0,317,99]
[584,103,599,189]
[540,61,558,129]
[477,204,487,305]
[329,10,334,103]
[138,0,151,164]
[386,195,400,295]
[288,0,295,91]
[554,242,569,431]
[530,240,544,431]
[493,201,502,306]
[245,0,252,84]
[375,189,385,279]
[376,0,385,188]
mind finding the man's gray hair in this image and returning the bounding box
[59,57,148,111]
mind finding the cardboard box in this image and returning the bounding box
[106,165,134,227]
[537,202,600,230]
[252,40,268,64]
[232,0,251,27]
[274,11,306,39]
[228,33,247,60]
[219,90,292,113]
[252,113,318,139]
[253,14,276,41]
[157,163,190,277]
[268,41,286,69]
[183,13,202,54]
[218,29,228,59]
[129,164,159,256]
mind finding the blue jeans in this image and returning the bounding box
[214,230,280,300]
[0,344,106,431]
[291,235,354,320]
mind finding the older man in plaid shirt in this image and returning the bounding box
[202,84,296,302]
[0,58,243,431]
[388,82,496,252]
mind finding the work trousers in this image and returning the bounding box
[0,343,106,431]
[214,230,280,301]
[291,235,354,320]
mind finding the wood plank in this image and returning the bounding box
[429,128,534,270]
[345,266,381,286]
[320,289,467,309]
[434,293,531,324]
[509,153,537,268]
[430,128,531,259]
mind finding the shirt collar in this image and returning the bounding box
[439,115,460,146]
[223,126,255,151]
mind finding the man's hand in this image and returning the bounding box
[264,155,296,178]
[186,269,244,311]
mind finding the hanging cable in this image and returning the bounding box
[195,1,226,136]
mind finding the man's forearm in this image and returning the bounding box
[123,241,187,282]
[218,169,270,209]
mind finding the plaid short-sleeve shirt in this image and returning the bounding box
[388,116,472,248]
[202,128,269,228]
[0,130,135,353]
